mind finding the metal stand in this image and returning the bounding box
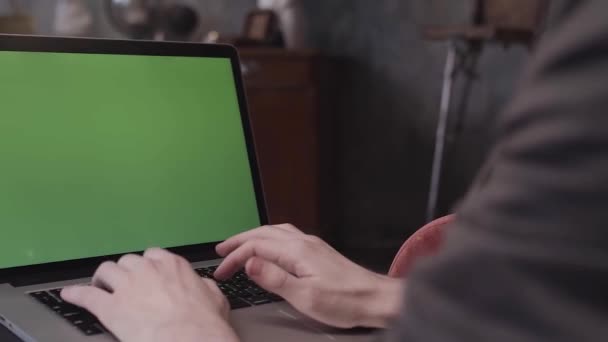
[426,39,484,222]
[426,40,457,222]
[423,0,548,222]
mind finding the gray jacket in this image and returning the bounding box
[387,1,608,341]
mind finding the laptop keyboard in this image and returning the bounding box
[28,266,283,336]
[195,266,283,309]
[29,289,104,336]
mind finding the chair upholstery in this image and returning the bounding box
[388,215,455,278]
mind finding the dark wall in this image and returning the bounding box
[302,0,572,269]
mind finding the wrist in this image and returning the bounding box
[357,274,404,328]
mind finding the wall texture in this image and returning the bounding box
[301,0,573,269]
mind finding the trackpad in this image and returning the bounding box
[231,302,379,342]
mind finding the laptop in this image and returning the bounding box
[0,35,378,342]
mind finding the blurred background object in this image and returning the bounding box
[0,0,33,34]
[105,0,161,40]
[232,9,284,47]
[423,0,551,222]
[257,0,305,48]
[0,1,254,41]
[164,2,198,40]
[54,0,92,36]
[104,0,199,41]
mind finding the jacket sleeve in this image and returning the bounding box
[385,2,608,341]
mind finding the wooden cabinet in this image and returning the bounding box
[238,49,332,237]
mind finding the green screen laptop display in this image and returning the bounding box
[0,51,260,269]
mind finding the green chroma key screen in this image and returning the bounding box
[0,51,261,269]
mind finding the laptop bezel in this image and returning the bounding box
[0,35,268,286]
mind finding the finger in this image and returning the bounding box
[143,247,180,268]
[143,247,174,261]
[245,257,300,299]
[144,248,190,275]
[273,224,303,234]
[201,278,224,299]
[61,285,113,322]
[216,226,294,257]
[92,261,128,292]
[117,254,144,271]
[215,239,298,280]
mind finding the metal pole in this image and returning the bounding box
[426,40,457,222]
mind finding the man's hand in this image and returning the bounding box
[61,248,239,342]
[215,224,403,329]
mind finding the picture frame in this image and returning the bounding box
[242,9,280,42]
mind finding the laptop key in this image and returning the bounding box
[195,268,213,279]
[229,297,252,310]
[247,287,267,296]
[29,288,106,336]
[49,289,63,298]
[236,289,253,298]
[67,312,96,323]
[80,325,104,336]
[268,293,284,302]
[233,282,250,290]
[50,302,80,316]
[221,283,238,293]
[72,318,87,326]
[50,304,66,313]
[247,296,272,306]
[61,311,80,318]
[224,290,237,298]
[58,305,87,318]
[92,323,107,333]
[194,267,276,308]
[29,291,59,305]
[76,319,105,336]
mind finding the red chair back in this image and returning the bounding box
[388,215,455,278]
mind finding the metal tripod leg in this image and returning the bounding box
[426,40,457,222]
